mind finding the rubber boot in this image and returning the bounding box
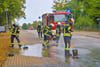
[19,45,22,48]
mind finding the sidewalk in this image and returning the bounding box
[3,30,65,67]
[73,31,100,38]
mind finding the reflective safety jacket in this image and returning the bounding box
[44,26,51,37]
[9,26,20,35]
[56,25,61,36]
[62,22,72,36]
[37,25,41,32]
[9,25,14,32]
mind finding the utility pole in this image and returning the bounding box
[96,18,100,35]
[6,8,8,33]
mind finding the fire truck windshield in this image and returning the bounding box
[53,14,70,22]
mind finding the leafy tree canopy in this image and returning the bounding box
[0,0,26,26]
[22,23,28,30]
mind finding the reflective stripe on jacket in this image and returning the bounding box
[37,26,41,32]
[63,22,72,36]
[11,27,20,35]
[9,25,14,32]
[56,25,61,36]
[44,26,51,37]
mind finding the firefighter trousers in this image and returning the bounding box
[41,32,42,38]
[64,36,71,55]
[11,35,21,46]
[43,35,49,46]
[38,32,41,38]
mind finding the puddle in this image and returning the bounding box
[20,44,43,57]
[18,42,100,67]
[75,48,91,55]
[42,45,57,58]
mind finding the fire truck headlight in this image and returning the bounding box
[52,30,56,35]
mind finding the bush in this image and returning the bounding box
[75,15,94,26]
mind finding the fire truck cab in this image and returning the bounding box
[42,11,73,40]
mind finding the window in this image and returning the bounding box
[54,14,71,22]
[48,14,71,22]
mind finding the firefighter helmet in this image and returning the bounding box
[50,23,54,27]
[58,22,61,25]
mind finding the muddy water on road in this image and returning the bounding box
[18,32,100,67]
[19,43,100,67]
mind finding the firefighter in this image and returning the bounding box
[62,21,73,56]
[37,24,42,38]
[41,25,43,38]
[69,18,73,39]
[9,24,15,31]
[56,22,61,46]
[43,24,53,48]
[43,26,47,41]
[43,25,50,48]
[9,23,21,48]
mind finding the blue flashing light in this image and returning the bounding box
[38,16,41,19]
[66,8,72,13]
[52,10,56,13]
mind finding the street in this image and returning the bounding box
[3,30,100,67]
[21,30,100,67]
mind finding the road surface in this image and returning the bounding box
[23,30,100,67]
[3,30,100,67]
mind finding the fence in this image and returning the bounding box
[73,25,99,31]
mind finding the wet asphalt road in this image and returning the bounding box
[21,30,100,67]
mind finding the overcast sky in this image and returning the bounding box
[18,0,53,26]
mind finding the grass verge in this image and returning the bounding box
[0,32,11,66]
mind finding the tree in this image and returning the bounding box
[0,0,26,26]
[52,0,68,10]
[38,21,42,25]
[28,23,32,27]
[83,0,100,20]
[32,21,39,29]
[22,23,28,30]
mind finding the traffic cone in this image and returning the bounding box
[71,44,74,48]
[52,45,55,50]
[70,44,74,56]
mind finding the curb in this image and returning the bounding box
[74,33,100,39]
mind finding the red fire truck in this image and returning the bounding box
[42,11,73,39]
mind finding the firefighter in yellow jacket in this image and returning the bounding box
[9,23,21,48]
[43,24,53,48]
[62,21,73,56]
[56,22,61,46]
